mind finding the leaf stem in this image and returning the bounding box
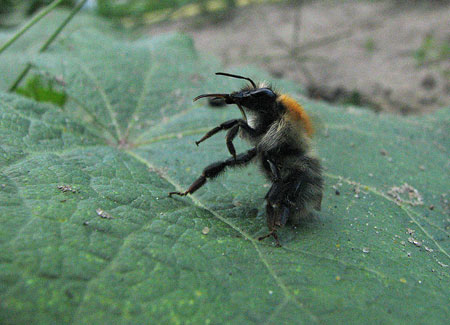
[8,0,89,92]
[0,0,65,55]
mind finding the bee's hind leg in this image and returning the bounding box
[258,202,289,247]
[258,229,280,247]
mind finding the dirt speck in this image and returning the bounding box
[408,237,422,247]
[57,185,78,193]
[437,260,449,268]
[96,208,113,219]
[388,183,423,206]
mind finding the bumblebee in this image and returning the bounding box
[169,72,323,246]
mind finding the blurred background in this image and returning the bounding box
[1,0,448,114]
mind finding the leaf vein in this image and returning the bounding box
[74,59,122,141]
[123,52,155,141]
[125,150,320,323]
[325,173,450,260]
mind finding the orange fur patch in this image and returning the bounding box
[278,94,314,137]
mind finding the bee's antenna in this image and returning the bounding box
[193,93,229,102]
[216,72,257,89]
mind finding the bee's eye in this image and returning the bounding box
[251,88,276,99]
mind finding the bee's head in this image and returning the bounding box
[229,87,277,112]
[193,72,278,120]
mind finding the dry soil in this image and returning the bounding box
[148,0,450,114]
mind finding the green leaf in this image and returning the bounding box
[1,18,449,324]
[0,10,113,91]
[16,74,67,106]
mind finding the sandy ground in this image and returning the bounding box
[148,0,449,114]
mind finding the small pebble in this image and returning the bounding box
[408,237,422,247]
[96,208,113,219]
[437,261,448,268]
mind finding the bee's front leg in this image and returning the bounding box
[225,121,256,160]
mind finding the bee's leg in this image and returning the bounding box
[258,183,290,246]
[265,184,291,228]
[258,205,289,247]
[279,203,290,227]
[196,119,256,159]
[225,125,239,160]
[266,158,280,181]
[258,230,280,247]
[258,161,294,247]
[169,148,257,197]
[195,119,239,146]
[196,119,254,146]
[225,121,257,159]
[258,203,279,245]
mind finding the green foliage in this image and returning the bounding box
[0,10,114,92]
[414,33,450,67]
[0,0,75,22]
[96,0,193,18]
[364,37,376,53]
[96,0,239,20]
[0,0,14,15]
[15,74,67,106]
[25,0,77,16]
[0,15,449,324]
